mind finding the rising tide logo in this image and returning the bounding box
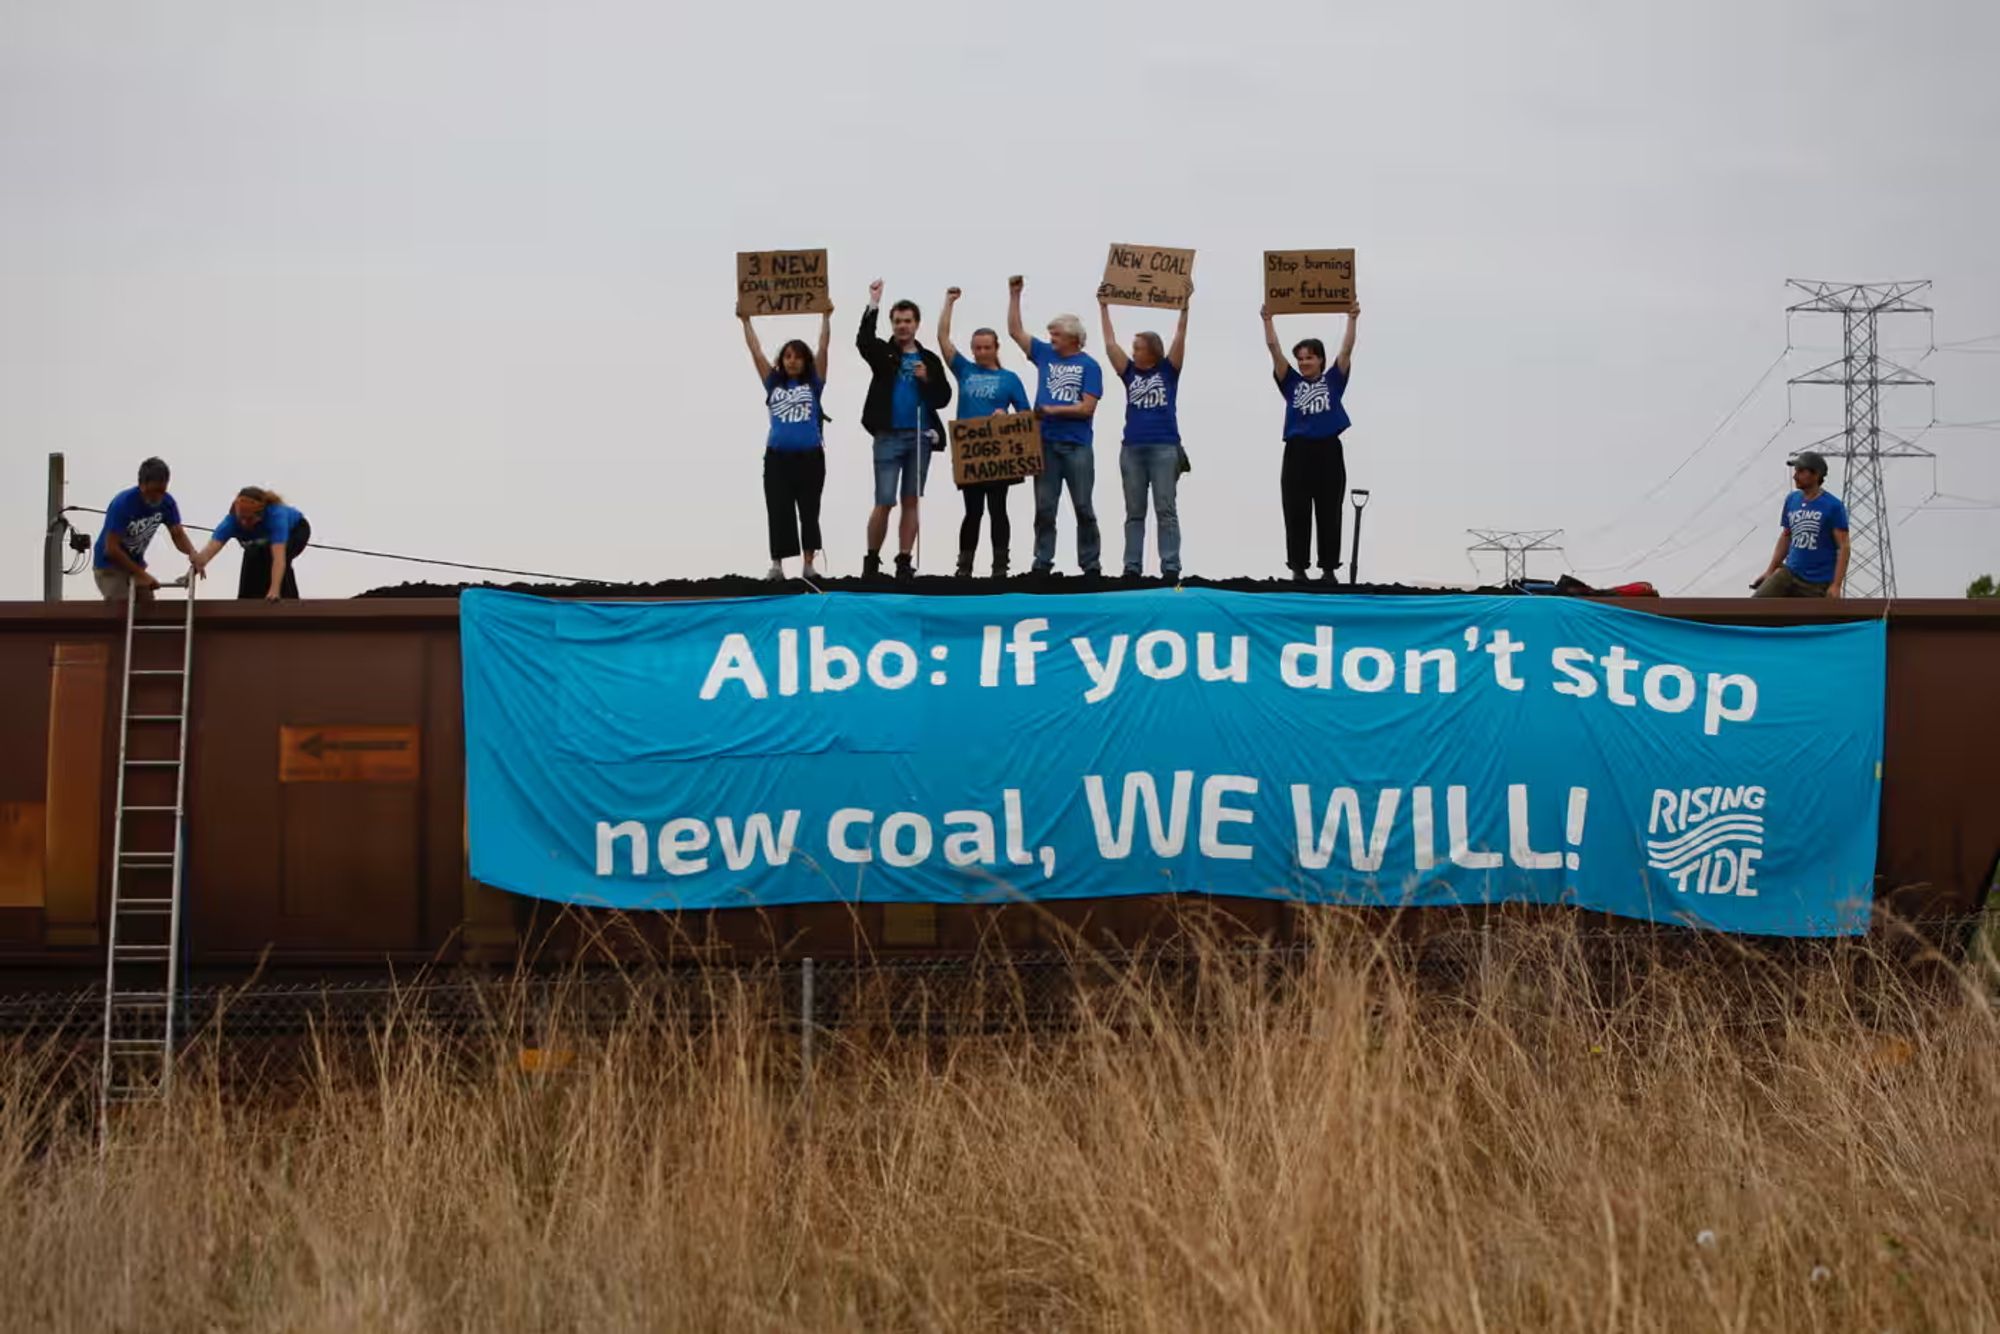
[1646,785,1766,897]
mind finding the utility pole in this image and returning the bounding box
[1784,280,1933,599]
[43,453,65,603]
[1467,529,1564,586]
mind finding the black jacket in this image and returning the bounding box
[856,306,952,439]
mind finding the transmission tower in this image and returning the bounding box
[1784,280,1933,598]
[1467,529,1564,585]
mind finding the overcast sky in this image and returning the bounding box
[4,0,1996,600]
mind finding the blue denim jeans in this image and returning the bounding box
[1120,444,1181,575]
[1032,442,1100,573]
[871,431,930,506]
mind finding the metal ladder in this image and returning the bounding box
[99,572,196,1126]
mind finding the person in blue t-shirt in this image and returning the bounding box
[1752,451,1850,598]
[939,286,1032,579]
[742,308,834,581]
[1101,290,1191,581]
[93,456,197,603]
[1007,275,1105,577]
[1263,301,1359,583]
[855,281,952,582]
[190,487,312,600]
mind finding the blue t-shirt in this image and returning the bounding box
[1029,338,1104,447]
[890,351,925,431]
[1120,359,1181,446]
[212,502,303,549]
[763,370,825,450]
[93,487,181,570]
[1780,489,1848,584]
[948,352,1031,421]
[1278,365,1351,440]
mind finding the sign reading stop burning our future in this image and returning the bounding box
[1264,249,1357,315]
[462,589,1887,937]
[1100,243,1195,310]
[950,413,1045,487]
[735,249,832,317]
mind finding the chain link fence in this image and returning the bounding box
[4,913,1994,1097]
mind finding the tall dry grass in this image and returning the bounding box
[4,918,1999,1331]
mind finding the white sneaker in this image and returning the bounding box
[765,563,784,582]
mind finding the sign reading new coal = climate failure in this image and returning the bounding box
[462,589,1885,937]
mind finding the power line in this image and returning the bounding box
[60,506,608,584]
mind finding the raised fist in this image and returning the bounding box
[945,286,962,300]
[868,279,885,304]
[1008,274,1025,293]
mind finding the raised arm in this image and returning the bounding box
[937,287,961,365]
[816,308,832,380]
[1006,274,1033,355]
[1098,295,1128,377]
[856,279,886,359]
[1261,303,1291,380]
[740,314,772,381]
[1335,304,1359,377]
[1167,286,1192,369]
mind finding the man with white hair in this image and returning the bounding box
[1007,275,1104,578]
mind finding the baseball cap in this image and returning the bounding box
[1787,450,1828,478]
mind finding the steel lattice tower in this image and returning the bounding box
[1784,281,1933,599]
[1466,529,1564,585]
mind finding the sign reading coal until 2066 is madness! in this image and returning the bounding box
[1264,249,1357,315]
[735,249,832,317]
[1099,243,1196,310]
[950,412,1045,488]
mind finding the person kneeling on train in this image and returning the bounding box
[1750,451,1848,599]
[191,487,312,601]
[93,456,197,603]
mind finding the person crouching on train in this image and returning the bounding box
[191,487,312,600]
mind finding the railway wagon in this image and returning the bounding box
[2,591,1995,986]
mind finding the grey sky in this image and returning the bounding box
[4,0,1996,600]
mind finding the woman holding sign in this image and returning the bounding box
[741,308,833,580]
[939,287,1031,579]
[1262,303,1358,582]
[1100,291,1190,581]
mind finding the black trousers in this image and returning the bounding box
[763,448,826,560]
[958,481,1012,554]
[238,517,310,599]
[1280,435,1346,572]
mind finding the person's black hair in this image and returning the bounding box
[889,299,921,323]
[971,327,1001,346]
[1292,338,1327,364]
[136,457,170,486]
[775,338,817,384]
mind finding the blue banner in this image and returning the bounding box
[462,588,1885,936]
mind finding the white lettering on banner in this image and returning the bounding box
[1645,784,1765,897]
[588,784,1608,885]
[1085,771,1194,858]
[691,618,1763,732]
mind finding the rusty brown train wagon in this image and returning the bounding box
[1,594,1996,983]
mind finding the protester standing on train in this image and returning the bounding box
[1008,275,1104,578]
[856,281,953,582]
[190,487,312,600]
[1100,290,1191,582]
[938,287,1032,579]
[742,308,833,581]
[93,456,198,603]
[1263,302,1359,582]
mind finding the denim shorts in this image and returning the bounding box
[872,430,931,505]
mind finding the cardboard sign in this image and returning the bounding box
[735,249,831,317]
[950,413,1045,488]
[280,725,421,783]
[1099,243,1195,310]
[1263,249,1356,315]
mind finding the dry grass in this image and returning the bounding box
[4,918,1999,1332]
